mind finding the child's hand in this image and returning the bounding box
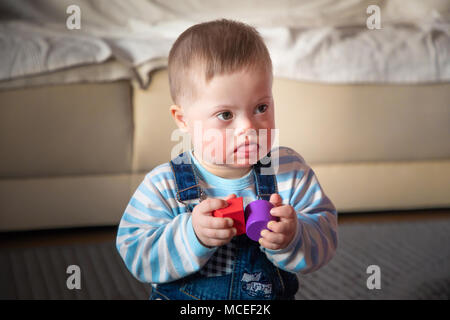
[259,194,298,250]
[191,194,237,248]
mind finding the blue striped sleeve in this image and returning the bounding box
[263,149,338,274]
[116,167,216,284]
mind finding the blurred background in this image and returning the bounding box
[0,0,449,300]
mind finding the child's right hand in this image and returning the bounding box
[191,194,237,248]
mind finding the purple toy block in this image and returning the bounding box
[245,200,277,242]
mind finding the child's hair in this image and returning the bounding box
[168,19,272,105]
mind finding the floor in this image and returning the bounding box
[1,208,449,300]
[1,208,449,250]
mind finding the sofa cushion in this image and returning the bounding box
[0,81,133,178]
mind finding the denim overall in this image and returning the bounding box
[150,152,299,300]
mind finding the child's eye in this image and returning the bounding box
[217,111,234,121]
[255,104,268,114]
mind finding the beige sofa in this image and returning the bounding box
[1,68,449,231]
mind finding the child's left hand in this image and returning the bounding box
[258,193,298,250]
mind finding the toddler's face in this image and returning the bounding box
[181,67,275,169]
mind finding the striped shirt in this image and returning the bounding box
[116,146,338,284]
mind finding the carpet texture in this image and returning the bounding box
[1,220,449,300]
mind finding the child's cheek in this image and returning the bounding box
[199,127,227,164]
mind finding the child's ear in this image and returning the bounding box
[170,104,188,132]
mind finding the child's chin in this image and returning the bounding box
[230,162,254,168]
[231,155,260,167]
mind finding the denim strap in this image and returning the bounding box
[252,151,278,201]
[169,152,202,212]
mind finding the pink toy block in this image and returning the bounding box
[212,197,246,235]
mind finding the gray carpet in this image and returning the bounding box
[295,219,450,300]
[1,219,449,300]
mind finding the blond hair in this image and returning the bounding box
[168,19,272,105]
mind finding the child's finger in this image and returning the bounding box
[224,193,237,201]
[202,216,234,229]
[260,229,285,245]
[269,205,296,220]
[258,237,281,250]
[266,220,289,234]
[269,193,283,207]
[195,198,228,215]
[205,238,232,247]
[203,227,237,240]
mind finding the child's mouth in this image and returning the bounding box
[235,143,259,155]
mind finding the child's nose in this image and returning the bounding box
[234,117,254,136]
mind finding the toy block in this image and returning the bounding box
[245,199,277,242]
[212,197,246,235]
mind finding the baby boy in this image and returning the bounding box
[116,19,338,300]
